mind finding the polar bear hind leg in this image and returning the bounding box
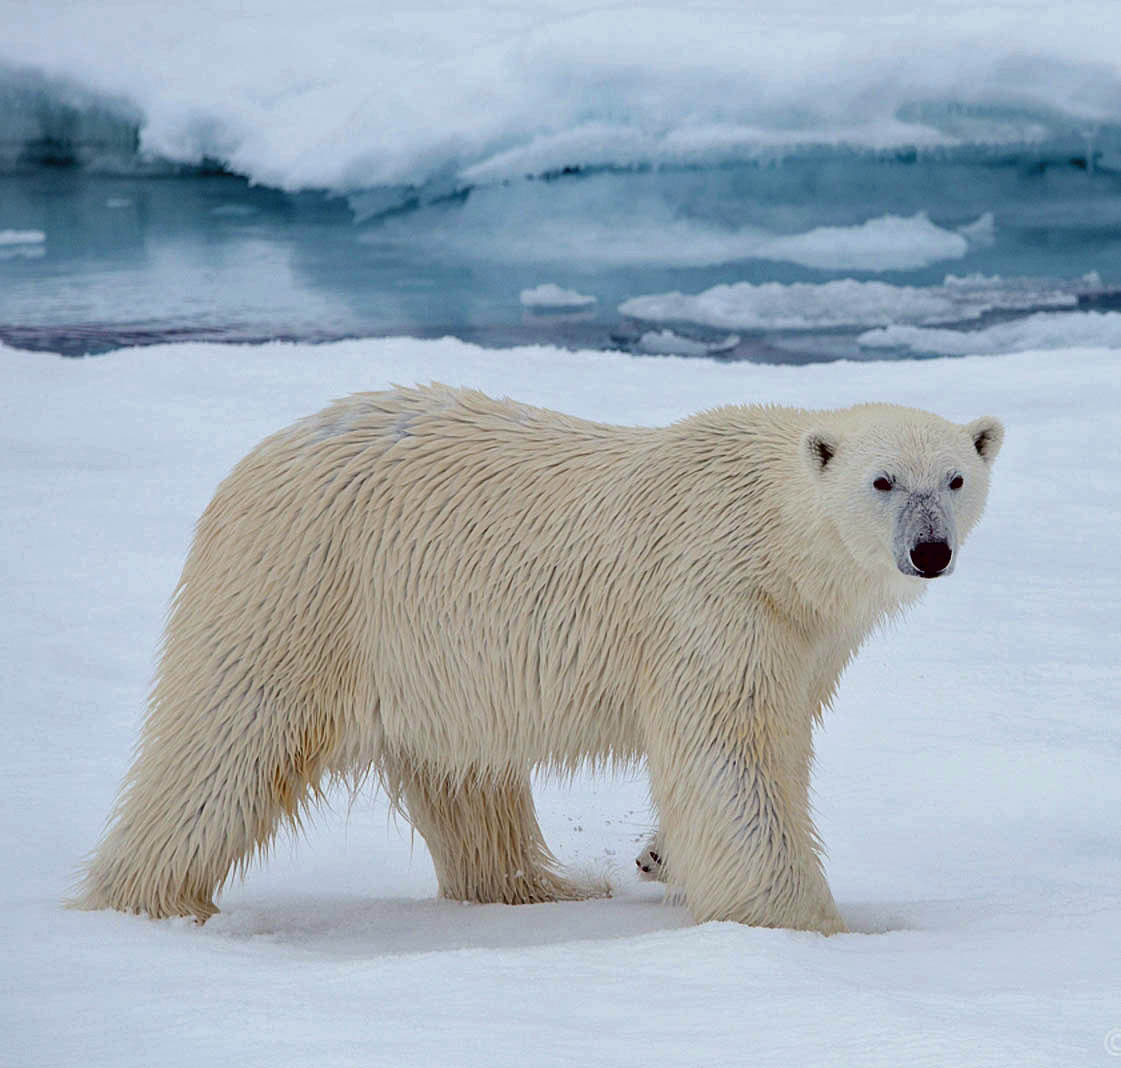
[71,690,344,921]
[396,760,606,905]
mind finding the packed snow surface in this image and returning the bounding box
[2,1,1121,191]
[3,336,1120,1067]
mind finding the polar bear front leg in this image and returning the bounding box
[643,696,845,935]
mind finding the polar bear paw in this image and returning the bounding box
[634,837,667,882]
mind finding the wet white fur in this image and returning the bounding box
[72,385,1001,931]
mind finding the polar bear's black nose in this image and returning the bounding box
[910,540,952,577]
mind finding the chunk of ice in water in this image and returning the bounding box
[520,283,597,309]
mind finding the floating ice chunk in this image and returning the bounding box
[0,246,45,261]
[858,311,1121,355]
[620,275,1085,332]
[0,230,46,259]
[956,211,996,247]
[752,213,971,272]
[622,281,950,330]
[105,197,132,209]
[519,284,597,309]
[636,330,740,357]
[423,207,983,271]
[0,230,45,245]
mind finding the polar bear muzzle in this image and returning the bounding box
[909,539,952,578]
[894,491,957,578]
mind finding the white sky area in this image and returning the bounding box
[3,337,1119,1066]
[2,1,1120,191]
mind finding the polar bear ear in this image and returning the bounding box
[965,416,1004,465]
[802,429,839,475]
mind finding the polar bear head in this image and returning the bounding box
[802,405,1003,584]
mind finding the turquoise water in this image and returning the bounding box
[3,156,1120,361]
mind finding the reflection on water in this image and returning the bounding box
[2,160,1120,360]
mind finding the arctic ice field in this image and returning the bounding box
[3,336,1120,1067]
[6,0,1121,357]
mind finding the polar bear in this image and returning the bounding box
[73,385,1002,933]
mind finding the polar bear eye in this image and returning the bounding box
[873,476,893,492]
[949,474,964,490]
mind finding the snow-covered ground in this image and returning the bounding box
[3,337,1119,1066]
